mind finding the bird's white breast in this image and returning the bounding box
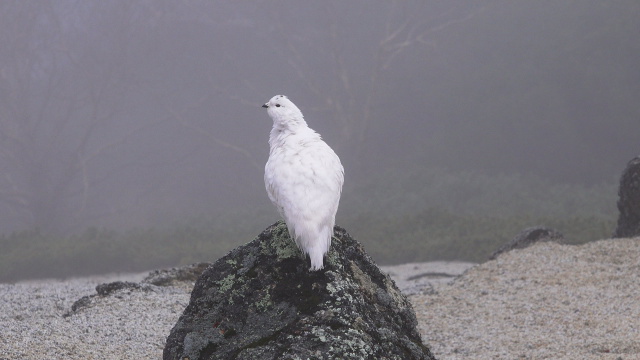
[265,128,343,217]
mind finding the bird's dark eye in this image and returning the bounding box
[275,104,281,107]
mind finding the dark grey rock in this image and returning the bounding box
[64,263,208,318]
[613,156,640,238]
[65,282,136,317]
[65,281,150,317]
[163,221,435,360]
[143,262,210,287]
[68,295,93,315]
[96,281,141,296]
[490,226,564,260]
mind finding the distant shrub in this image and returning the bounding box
[348,210,614,264]
[0,168,617,282]
[339,167,616,264]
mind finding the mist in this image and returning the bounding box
[0,1,637,274]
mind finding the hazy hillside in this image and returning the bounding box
[0,1,635,280]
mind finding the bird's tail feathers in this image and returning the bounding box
[292,223,333,271]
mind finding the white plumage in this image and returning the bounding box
[263,95,344,271]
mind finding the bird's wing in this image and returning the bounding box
[265,139,343,227]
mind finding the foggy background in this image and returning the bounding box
[0,1,638,278]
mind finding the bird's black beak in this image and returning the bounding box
[262,104,269,108]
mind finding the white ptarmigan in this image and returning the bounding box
[263,95,344,271]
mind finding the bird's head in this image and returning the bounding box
[262,95,305,127]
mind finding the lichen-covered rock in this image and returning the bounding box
[163,221,435,360]
[613,156,640,238]
[490,226,564,260]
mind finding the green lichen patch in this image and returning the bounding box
[216,273,236,292]
[253,290,273,313]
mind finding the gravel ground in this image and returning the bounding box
[0,273,188,360]
[414,237,640,360]
[1,237,638,359]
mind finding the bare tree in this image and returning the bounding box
[265,1,484,158]
[0,1,160,232]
